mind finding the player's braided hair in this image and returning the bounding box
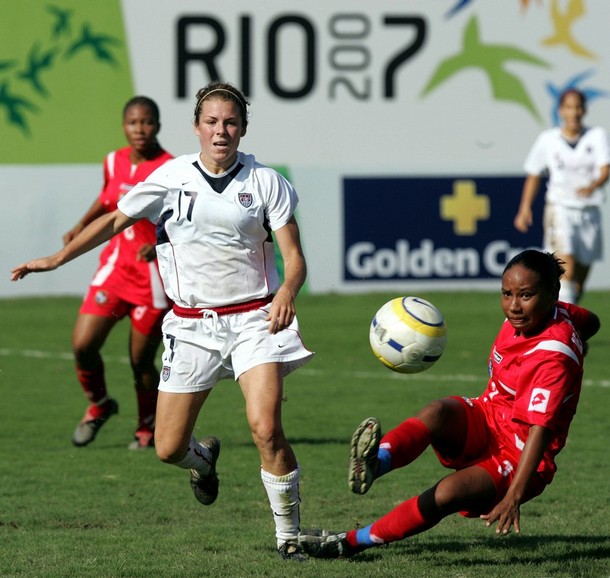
[194,82,250,127]
[504,250,565,298]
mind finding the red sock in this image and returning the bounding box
[369,496,438,543]
[76,364,109,418]
[136,388,158,431]
[345,529,360,548]
[380,417,432,470]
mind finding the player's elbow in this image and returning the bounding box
[582,313,601,343]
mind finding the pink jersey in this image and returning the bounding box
[479,302,588,484]
[91,146,173,309]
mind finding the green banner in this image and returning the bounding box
[0,0,133,163]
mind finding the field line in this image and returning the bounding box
[1,347,608,388]
[0,347,129,364]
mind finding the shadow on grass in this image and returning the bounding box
[317,534,610,569]
[390,534,610,568]
[221,437,351,448]
[291,437,350,445]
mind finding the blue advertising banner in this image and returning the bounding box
[343,176,544,282]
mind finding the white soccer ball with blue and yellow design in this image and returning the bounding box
[369,296,447,374]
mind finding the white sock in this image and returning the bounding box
[260,466,301,546]
[559,280,576,304]
[174,436,212,474]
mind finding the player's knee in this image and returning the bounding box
[130,356,157,379]
[129,340,160,373]
[250,420,285,453]
[416,398,457,432]
[418,484,443,520]
[433,480,458,510]
[155,440,185,464]
[73,344,101,367]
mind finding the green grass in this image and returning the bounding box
[0,292,609,577]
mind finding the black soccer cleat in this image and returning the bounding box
[189,436,221,505]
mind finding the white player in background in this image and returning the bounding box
[514,88,610,304]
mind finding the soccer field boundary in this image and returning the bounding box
[2,346,609,389]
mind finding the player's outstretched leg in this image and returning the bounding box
[348,417,381,495]
[189,436,221,505]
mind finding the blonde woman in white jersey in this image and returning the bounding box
[11,81,313,561]
[514,89,610,303]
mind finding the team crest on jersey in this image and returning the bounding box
[94,290,108,305]
[238,192,253,208]
[162,366,171,382]
[492,347,502,363]
[528,387,550,413]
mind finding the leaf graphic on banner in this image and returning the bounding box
[1,9,124,136]
[64,23,121,66]
[421,16,549,122]
[542,0,596,60]
[0,81,38,135]
[17,43,57,97]
[46,5,73,39]
[0,59,17,72]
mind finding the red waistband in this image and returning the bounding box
[172,295,274,318]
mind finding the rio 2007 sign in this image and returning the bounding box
[176,14,427,100]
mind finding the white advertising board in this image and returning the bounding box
[2,0,610,297]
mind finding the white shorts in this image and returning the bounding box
[543,204,602,265]
[158,307,314,393]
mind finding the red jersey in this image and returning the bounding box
[90,146,173,309]
[479,302,589,484]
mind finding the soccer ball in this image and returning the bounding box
[369,296,447,374]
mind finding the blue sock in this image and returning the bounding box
[355,524,375,546]
[378,447,392,475]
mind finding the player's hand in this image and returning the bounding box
[136,243,157,262]
[11,256,60,281]
[513,210,532,233]
[480,497,521,535]
[576,185,594,197]
[267,287,296,334]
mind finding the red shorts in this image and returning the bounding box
[434,396,547,515]
[80,285,168,336]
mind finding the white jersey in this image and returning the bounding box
[524,126,610,208]
[117,152,298,308]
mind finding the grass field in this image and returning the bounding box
[1,292,609,578]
